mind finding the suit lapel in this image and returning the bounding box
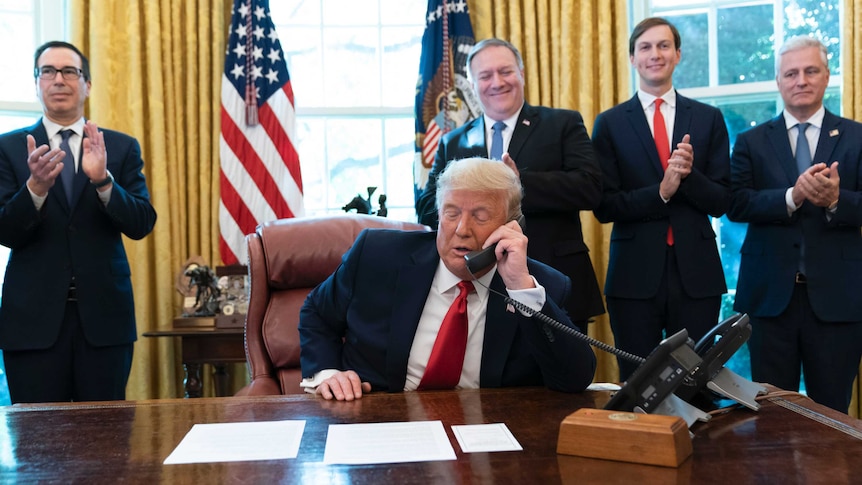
[478,273,519,387]
[386,238,440,390]
[672,92,692,148]
[507,104,538,164]
[765,115,798,184]
[814,110,842,165]
[624,95,664,177]
[461,117,487,155]
[30,121,73,212]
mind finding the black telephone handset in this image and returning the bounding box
[674,313,751,402]
[464,215,526,274]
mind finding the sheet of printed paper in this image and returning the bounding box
[323,420,456,465]
[164,420,306,464]
[452,423,523,453]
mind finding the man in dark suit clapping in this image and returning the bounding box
[728,36,862,413]
[0,41,156,403]
[591,17,731,380]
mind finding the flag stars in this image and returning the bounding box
[265,69,279,84]
[268,29,279,42]
[235,23,248,39]
[232,43,247,58]
[237,2,250,18]
[230,64,245,79]
[254,5,266,20]
[250,64,263,80]
[253,26,265,40]
[252,45,264,61]
[267,48,282,64]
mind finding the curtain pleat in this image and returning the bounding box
[70,0,238,399]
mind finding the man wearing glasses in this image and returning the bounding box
[0,41,157,403]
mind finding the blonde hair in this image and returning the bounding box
[435,157,522,220]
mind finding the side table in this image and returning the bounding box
[143,324,246,398]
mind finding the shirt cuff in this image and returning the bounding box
[28,185,47,211]
[506,276,546,315]
[97,185,112,206]
[299,368,340,394]
[785,187,800,214]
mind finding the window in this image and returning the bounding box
[270,0,426,221]
[634,0,842,380]
[0,0,68,405]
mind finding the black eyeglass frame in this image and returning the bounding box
[35,65,84,81]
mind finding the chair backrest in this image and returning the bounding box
[238,214,430,395]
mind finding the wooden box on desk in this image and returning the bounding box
[557,408,691,467]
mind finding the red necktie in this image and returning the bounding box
[653,98,674,246]
[418,280,474,390]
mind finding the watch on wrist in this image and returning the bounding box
[90,171,113,188]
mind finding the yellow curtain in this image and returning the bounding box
[468,0,629,383]
[70,0,232,399]
[843,0,861,419]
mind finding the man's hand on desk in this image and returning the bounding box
[317,370,372,401]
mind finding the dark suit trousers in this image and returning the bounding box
[607,246,721,381]
[3,300,133,404]
[749,282,862,413]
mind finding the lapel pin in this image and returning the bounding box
[506,303,515,313]
[522,119,530,126]
[829,129,839,137]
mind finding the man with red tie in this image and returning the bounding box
[299,157,596,401]
[591,17,731,380]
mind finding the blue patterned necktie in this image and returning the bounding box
[490,121,506,160]
[796,122,811,275]
[59,130,75,204]
[795,123,812,175]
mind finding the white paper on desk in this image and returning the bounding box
[164,420,306,465]
[452,423,523,453]
[323,420,456,465]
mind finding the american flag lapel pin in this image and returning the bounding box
[829,129,839,137]
[522,119,530,126]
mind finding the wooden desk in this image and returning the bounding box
[3,388,861,483]
[142,327,245,398]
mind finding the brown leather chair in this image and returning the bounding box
[236,214,430,396]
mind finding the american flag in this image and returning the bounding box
[220,0,303,265]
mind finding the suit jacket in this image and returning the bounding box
[728,110,862,322]
[592,93,730,299]
[298,229,597,393]
[415,103,605,321]
[0,120,157,350]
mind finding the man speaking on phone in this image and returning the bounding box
[299,158,596,400]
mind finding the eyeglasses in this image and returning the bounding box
[35,66,84,81]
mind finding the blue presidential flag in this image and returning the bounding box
[413,0,480,200]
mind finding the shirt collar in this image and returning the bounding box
[434,259,495,300]
[42,117,86,139]
[483,106,523,135]
[637,88,676,111]
[783,106,825,131]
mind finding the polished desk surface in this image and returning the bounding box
[2,387,861,484]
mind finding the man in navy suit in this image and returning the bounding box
[415,38,604,333]
[0,41,156,403]
[592,17,730,380]
[300,157,596,401]
[728,36,862,413]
